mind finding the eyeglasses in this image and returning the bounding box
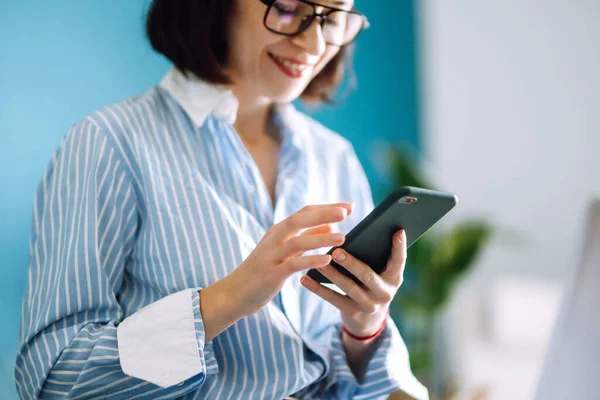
[259,0,370,46]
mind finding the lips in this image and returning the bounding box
[268,52,312,78]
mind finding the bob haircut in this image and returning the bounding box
[146,0,353,104]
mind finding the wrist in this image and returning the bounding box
[199,277,245,342]
[342,309,390,341]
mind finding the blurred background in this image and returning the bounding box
[1,0,599,399]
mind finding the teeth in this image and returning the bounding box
[272,54,308,73]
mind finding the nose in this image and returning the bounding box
[290,18,327,58]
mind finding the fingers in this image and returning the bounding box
[276,203,353,240]
[281,229,343,260]
[329,249,391,302]
[300,275,362,316]
[289,224,334,259]
[316,264,377,311]
[302,224,334,235]
[316,263,391,313]
[282,254,332,275]
[380,229,407,286]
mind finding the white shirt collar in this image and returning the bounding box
[159,68,239,127]
[159,68,304,149]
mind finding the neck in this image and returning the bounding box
[230,85,277,146]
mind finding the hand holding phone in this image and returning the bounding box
[306,187,458,286]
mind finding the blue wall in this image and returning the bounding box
[0,1,418,397]
[305,0,420,201]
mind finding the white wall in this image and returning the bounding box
[417,1,600,398]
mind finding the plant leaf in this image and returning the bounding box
[424,221,493,310]
[430,221,492,276]
[390,144,431,189]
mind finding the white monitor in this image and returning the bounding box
[535,198,600,399]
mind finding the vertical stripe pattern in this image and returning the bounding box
[16,86,426,400]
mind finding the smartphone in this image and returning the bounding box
[306,186,458,285]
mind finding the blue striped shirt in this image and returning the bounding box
[16,69,427,400]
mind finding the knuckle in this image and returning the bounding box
[362,271,377,285]
[348,288,365,304]
[381,291,394,303]
[286,236,300,252]
[346,286,358,299]
[284,215,296,228]
[284,257,301,273]
[363,303,378,314]
[392,275,404,287]
[398,275,405,286]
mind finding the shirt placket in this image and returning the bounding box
[220,122,275,230]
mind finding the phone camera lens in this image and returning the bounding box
[400,196,418,204]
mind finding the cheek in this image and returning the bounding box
[228,3,276,73]
[311,47,341,78]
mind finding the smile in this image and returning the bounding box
[268,52,312,78]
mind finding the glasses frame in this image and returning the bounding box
[259,0,370,46]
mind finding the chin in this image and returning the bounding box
[261,84,308,104]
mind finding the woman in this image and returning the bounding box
[16,0,427,399]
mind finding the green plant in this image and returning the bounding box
[382,143,494,389]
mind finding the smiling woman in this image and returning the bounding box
[14,0,427,399]
[146,0,359,104]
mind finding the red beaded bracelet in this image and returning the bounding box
[342,310,390,342]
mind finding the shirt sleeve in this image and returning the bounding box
[15,119,218,399]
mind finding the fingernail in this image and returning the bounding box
[396,230,405,244]
[334,249,346,261]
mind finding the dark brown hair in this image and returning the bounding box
[146,0,352,104]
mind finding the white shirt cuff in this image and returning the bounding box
[117,289,218,388]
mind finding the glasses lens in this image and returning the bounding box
[322,11,363,45]
[266,0,314,35]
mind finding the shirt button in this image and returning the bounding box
[177,381,185,386]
